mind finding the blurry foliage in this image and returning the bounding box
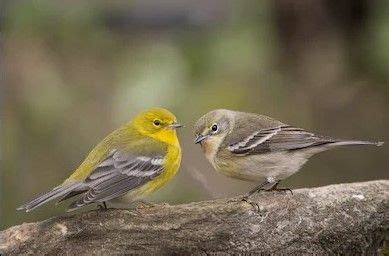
[2,0,388,229]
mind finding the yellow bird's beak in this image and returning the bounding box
[168,122,184,129]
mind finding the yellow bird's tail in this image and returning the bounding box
[17,183,82,212]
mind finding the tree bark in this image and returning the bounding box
[1,180,388,255]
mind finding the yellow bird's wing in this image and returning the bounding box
[67,147,166,211]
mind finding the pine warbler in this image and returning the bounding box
[193,109,383,199]
[18,107,182,212]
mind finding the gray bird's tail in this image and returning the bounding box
[331,140,384,147]
[17,182,82,212]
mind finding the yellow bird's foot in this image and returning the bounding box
[135,200,159,209]
[97,202,108,211]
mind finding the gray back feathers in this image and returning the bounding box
[220,110,382,156]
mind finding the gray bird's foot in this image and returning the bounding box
[272,187,293,195]
[241,196,260,212]
[268,182,293,195]
[227,196,260,212]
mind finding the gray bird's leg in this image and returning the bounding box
[243,181,270,200]
[227,181,268,203]
[268,181,293,195]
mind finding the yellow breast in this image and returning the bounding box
[144,144,181,194]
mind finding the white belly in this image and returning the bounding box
[214,151,309,182]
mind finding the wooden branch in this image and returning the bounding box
[1,180,388,255]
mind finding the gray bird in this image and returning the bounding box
[193,109,383,199]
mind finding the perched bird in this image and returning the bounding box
[194,109,383,199]
[18,107,182,212]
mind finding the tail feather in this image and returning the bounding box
[331,140,384,147]
[17,183,82,212]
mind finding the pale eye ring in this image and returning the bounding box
[153,119,161,126]
[211,123,218,132]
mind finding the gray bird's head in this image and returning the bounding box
[193,109,235,149]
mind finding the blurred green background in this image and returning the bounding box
[2,0,388,229]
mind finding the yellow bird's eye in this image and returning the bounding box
[153,119,161,126]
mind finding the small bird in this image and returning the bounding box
[18,107,182,212]
[193,109,383,199]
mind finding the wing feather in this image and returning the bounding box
[68,149,164,210]
[228,125,335,155]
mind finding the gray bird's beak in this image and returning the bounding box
[194,134,209,144]
[168,123,184,129]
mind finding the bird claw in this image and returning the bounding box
[97,202,108,211]
[227,196,260,212]
[273,188,293,195]
[241,196,260,212]
[135,201,158,209]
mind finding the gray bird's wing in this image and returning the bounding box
[226,114,335,155]
[68,148,165,210]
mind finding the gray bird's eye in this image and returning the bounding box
[211,123,218,132]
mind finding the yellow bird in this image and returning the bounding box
[18,107,182,212]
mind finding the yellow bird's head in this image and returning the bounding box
[133,107,183,145]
